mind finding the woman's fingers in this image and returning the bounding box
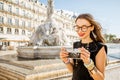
[79,47,90,64]
[60,52,68,58]
[80,47,90,58]
[61,47,67,51]
[60,47,69,60]
[80,53,86,60]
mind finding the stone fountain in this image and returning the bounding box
[0,1,72,79]
[17,0,72,59]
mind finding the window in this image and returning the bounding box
[0,2,4,10]
[7,28,12,34]
[30,0,37,3]
[27,4,31,9]
[15,29,19,34]
[20,1,25,7]
[22,21,25,27]
[28,22,31,27]
[35,0,38,3]
[22,10,25,16]
[16,8,19,14]
[7,18,12,25]
[15,0,19,4]
[23,2,26,7]
[22,30,25,35]
[0,27,3,33]
[15,19,19,26]
[8,5,12,13]
[0,16,4,23]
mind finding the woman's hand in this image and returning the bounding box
[59,47,69,63]
[79,47,91,64]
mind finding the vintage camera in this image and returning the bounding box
[68,49,81,59]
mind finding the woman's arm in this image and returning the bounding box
[64,58,74,72]
[60,48,74,72]
[90,46,107,80]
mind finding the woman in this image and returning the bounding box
[60,13,107,80]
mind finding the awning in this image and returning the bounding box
[0,39,29,42]
[0,36,30,42]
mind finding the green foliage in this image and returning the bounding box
[104,34,117,43]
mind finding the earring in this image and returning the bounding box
[92,31,96,38]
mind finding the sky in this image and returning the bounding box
[39,0,120,38]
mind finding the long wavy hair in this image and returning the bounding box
[75,13,105,43]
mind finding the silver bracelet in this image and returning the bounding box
[84,59,95,70]
[90,66,97,74]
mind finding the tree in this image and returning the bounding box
[104,34,116,43]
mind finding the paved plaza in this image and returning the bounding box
[0,49,120,80]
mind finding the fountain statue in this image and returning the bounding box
[17,0,72,59]
[29,0,69,46]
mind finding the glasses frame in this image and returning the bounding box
[74,24,92,32]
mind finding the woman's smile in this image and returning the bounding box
[78,33,85,37]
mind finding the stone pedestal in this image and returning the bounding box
[17,46,72,59]
[0,54,71,80]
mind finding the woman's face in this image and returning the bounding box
[75,18,93,40]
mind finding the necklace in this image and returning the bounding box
[86,43,89,50]
[75,42,90,66]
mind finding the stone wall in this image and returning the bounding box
[105,63,120,80]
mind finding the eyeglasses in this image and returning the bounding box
[74,24,92,32]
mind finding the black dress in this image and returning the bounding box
[72,41,107,80]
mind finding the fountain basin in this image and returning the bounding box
[17,46,72,59]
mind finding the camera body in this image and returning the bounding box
[68,49,80,59]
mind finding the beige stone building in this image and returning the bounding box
[0,0,77,50]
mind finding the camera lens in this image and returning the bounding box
[74,49,81,53]
[68,49,80,58]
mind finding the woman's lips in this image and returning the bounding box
[78,33,85,37]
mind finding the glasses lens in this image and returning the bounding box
[74,25,92,32]
[81,26,88,32]
[74,26,79,31]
